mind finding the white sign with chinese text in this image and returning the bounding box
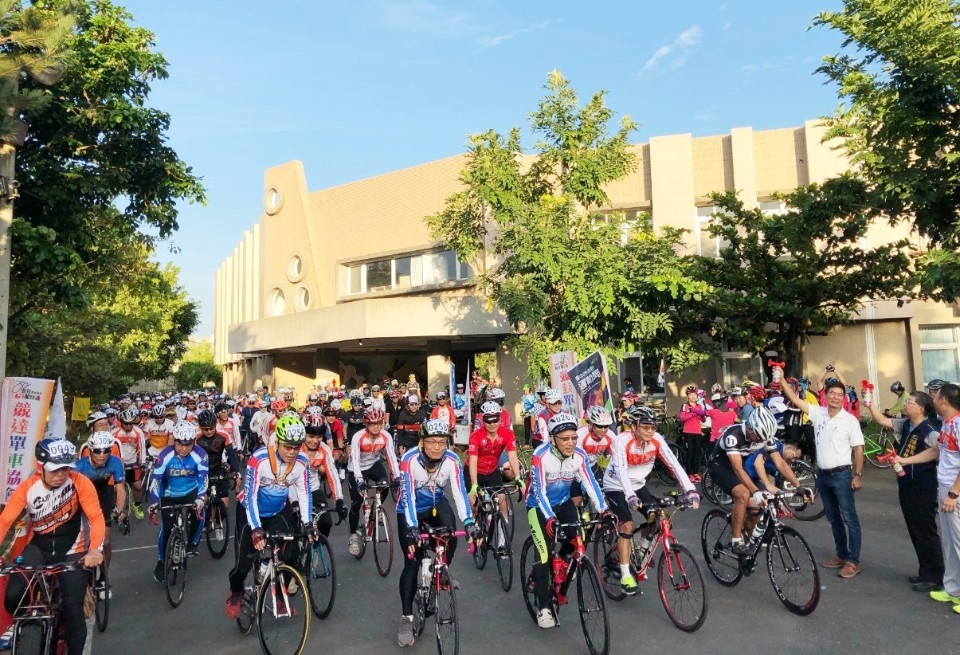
[0,377,55,503]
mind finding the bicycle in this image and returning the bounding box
[297,507,342,619]
[700,490,820,615]
[205,473,233,559]
[701,460,824,521]
[156,503,196,609]
[354,481,394,576]
[410,525,472,655]
[91,561,109,633]
[471,485,513,592]
[236,531,310,655]
[520,517,609,655]
[699,468,732,508]
[594,493,707,632]
[864,426,895,469]
[0,559,84,655]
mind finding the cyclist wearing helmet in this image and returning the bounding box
[430,391,456,435]
[885,381,907,418]
[396,418,479,647]
[616,391,639,432]
[196,410,243,510]
[604,405,699,594]
[113,408,147,519]
[76,432,127,567]
[226,414,314,620]
[573,407,616,505]
[482,388,513,433]
[534,388,564,447]
[303,416,347,538]
[782,377,864,578]
[347,407,400,556]
[467,401,524,520]
[215,402,242,448]
[0,438,105,655]
[395,394,429,453]
[386,388,404,429]
[148,421,208,581]
[706,406,782,556]
[527,412,608,629]
[342,391,368,449]
[146,404,175,458]
[86,411,110,435]
[453,383,468,423]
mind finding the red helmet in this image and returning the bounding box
[271,399,287,413]
[748,386,767,402]
[363,407,385,424]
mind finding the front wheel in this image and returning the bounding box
[164,529,188,608]
[303,534,336,619]
[93,563,110,632]
[657,543,707,632]
[492,513,513,592]
[700,509,742,587]
[373,507,394,577]
[13,620,46,655]
[473,507,489,570]
[592,522,627,602]
[257,564,310,655]
[780,461,825,521]
[206,498,230,559]
[434,571,459,655]
[766,526,820,616]
[576,557,609,655]
[519,537,539,624]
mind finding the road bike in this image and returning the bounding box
[297,507,341,619]
[701,460,824,521]
[236,531,310,655]
[472,485,513,592]
[205,473,232,559]
[1,559,84,655]
[354,481,394,576]
[864,426,895,469]
[594,493,707,632]
[410,526,471,655]
[700,491,820,615]
[520,517,609,655]
[157,503,195,609]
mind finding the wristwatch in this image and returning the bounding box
[853,472,862,478]
[948,491,959,500]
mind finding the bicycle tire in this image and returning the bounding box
[164,529,188,608]
[865,429,894,469]
[473,505,489,570]
[654,442,681,487]
[780,461,825,521]
[236,588,255,635]
[576,557,610,655]
[700,469,732,507]
[355,509,369,560]
[13,620,46,655]
[206,498,230,559]
[256,564,310,655]
[435,571,459,655]
[412,588,427,637]
[766,525,820,616]
[657,543,707,632]
[592,522,627,602]
[94,563,110,632]
[373,506,394,577]
[303,534,336,619]
[700,509,742,586]
[519,537,539,623]
[492,513,513,592]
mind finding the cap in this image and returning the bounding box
[407,394,420,404]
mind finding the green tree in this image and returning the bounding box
[427,71,709,379]
[691,177,912,374]
[815,0,960,299]
[174,340,221,391]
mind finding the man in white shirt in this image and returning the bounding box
[782,377,864,579]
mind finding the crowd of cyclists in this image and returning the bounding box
[0,366,944,654]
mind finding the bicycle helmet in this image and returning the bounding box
[547,412,578,436]
[329,399,342,412]
[544,388,563,405]
[633,406,658,425]
[436,391,448,400]
[729,386,743,397]
[307,393,318,402]
[890,381,905,394]
[363,407,386,424]
[86,431,115,452]
[487,388,506,401]
[275,415,306,446]
[151,405,167,419]
[585,406,613,427]
[746,407,778,442]
[406,394,420,406]
[85,411,108,429]
[214,402,230,414]
[172,422,198,443]
[747,385,767,402]
[621,390,638,401]
[480,401,502,418]
[36,438,76,470]
[305,405,323,418]
[117,408,138,425]
[424,418,450,437]
[196,409,217,428]
[349,390,362,402]
[389,388,402,399]
[270,399,287,413]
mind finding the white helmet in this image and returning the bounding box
[585,406,613,427]
[85,411,108,429]
[329,399,342,411]
[479,401,502,417]
[305,406,323,417]
[172,422,198,443]
[747,407,778,442]
[86,431,115,452]
[544,388,563,404]
[424,419,451,437]
[487,388,506,400]
[547,411,578,436]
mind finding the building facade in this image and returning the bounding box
[215,120,956,418]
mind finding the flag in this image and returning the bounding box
[46,378,67,439]
[449,362,456,397]
[464,362,471,429]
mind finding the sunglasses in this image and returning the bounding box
[91,448,111,455]
[200,426,216,432]
[483,417,500,424]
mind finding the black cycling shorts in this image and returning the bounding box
[605,487,656,525]
[708,462,744,495]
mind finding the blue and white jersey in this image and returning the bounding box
[397,448,472,528]
[526,442,606,520]
[149,445,209,503]
[238,446,311,530]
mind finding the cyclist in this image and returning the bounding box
[0,438,104,655]
[396,418,479,647]
[348,407,400,556]
[527,412,608,629]
[576,406,617,482]
[76,431,127,567]
[430,391,456,435]
[534,388,564,447]
[615,391,638,432]
[885,381,907,418]
[386,388,405,429]
[145,404,174,458]
[225,415,314,619]
[215,402,242,448]
[746,440,807,497]
[148,422,209,582]
[113,408,147,519]
[303,415,347,538]
[467,401,524,524]
[196,409,243,510]
[485,388,514,433]
[705,407,780,556]
[85,411,111,438]
[395,394,429,454]
[343,391,367,447]
[603,405,699,594]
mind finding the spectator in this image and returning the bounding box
[678,385,707,475]
[868,389,944,592]
[782,377,864,579]
[623,377,635,393]
[706,392,737,443]
[520,384,537,446]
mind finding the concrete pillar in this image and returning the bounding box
[497,339,528,428]
[426,340,452,398]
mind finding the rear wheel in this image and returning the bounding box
[164,529,188,608]
[492,513,513,592]
[700,509,742,586]
[94,563,110,632]
[592,522,627,602]
[780,461,824,521]
[654,442,681,486]
[576,558,609,655]
[303,534,336,619]
[434,574,459,655]
[519,537,539,623]
[206,498,230,559]
[657,544,707,632]
[766,526,820,615]
[257,564,310,655]
[373,507,394,577]
[700,469,732,507]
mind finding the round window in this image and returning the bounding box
[297,286,311,310]
[286,255,304,283]
[269,288,286,316]
[264,186,284,215]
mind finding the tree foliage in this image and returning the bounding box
[173,340,220,391]
[691,176,912,374]
[427,71,710,379]
[815,0,960,299]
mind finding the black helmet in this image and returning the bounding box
[196,409,217,428]
[890,381,904,394]
[927,378,948,393]
[35,438,76,470]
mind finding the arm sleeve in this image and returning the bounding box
[350,434,363,480]
[244,459,263,530]
[0,480,29,545]
[195,451,209,496]
[322,447,342,502]
[528,452,555,520]
[612,437,637,504]
[399,455,417,528]
[295,461,312,526]
[150,454,168,504]
[225,444,243,474]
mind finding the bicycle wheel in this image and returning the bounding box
[780,461,825,521]
[700,509,742,586]
[206,498,230,559]
[865,429,894,469]
[94,563,110,632]
[435,571,459,655]
[236,588,255,635]
[492,513,513,592]
[700,469,732,507]
[514,458,529,503]
[303,534,336,619]
[164,529,188,608]
[473,508,490,570]
[576,557,609,655]
[657,543,707,632]
[766,526,820,616]
[257,564,310,655]
[13,620,45,655]
[412,588,427,637]
[592,522,626,602]
[373,507,394,577]
[655,442,680,486]
[519,537,539,623]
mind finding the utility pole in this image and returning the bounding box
[0,100,16,381]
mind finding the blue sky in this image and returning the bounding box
[126,0,847,335]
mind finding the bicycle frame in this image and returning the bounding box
[2,562,82,654]
[551,519,597,604]
[361,482,391,542]
[258,533,299,619]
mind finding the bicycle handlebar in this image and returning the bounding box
[406,526,473,559]
[0,561,84,575]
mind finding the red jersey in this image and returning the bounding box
[467,426,517,476]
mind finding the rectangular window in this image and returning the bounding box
[695,206,728,258]
[339,249,474,298]
[365,260,391,291]
[394,256,412,290]
[920,325,960,384]
[347,263,362,295]
[722,352,763,389]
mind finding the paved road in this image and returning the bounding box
[91,466,958,655]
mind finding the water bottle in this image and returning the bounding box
[420,558,432,587]
[892,461,905,477]
[552,556,567,585]
[748,523,765,546]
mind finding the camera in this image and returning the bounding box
[825,364,835,372]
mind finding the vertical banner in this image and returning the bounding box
[70,396,90,422]
[549,351,578,412]
[566,351,613,419]
[455,363,471,446]
[449,362,456,398]
[0,377,55,503]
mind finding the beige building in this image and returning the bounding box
[215,119,958,417]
